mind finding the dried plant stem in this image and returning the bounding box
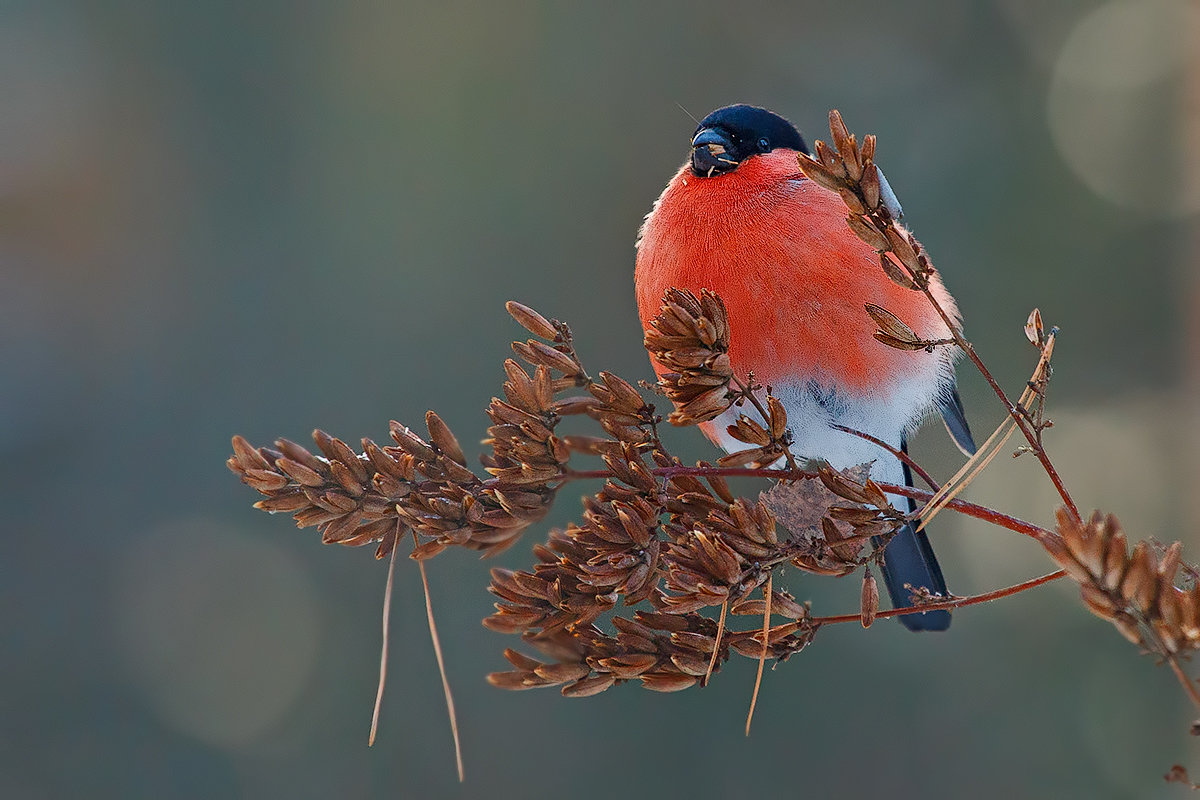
[561,465,817,482]
[746,573,773,736]
[877,483,1050,539]
[801,119,1080,524]
[369,527,399,747]
[562,466,1050,539]
[705,600,728,686]
[917,288,1081,523]
[811,569,1066,625]
[917,334,1055,531]
[415,533,465,782]
[917,412,1018,531]
[830,423,939,491]
[732,374,799,471]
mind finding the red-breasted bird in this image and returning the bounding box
[635,104,975,631]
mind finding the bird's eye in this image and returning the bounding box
[757,137,770,152]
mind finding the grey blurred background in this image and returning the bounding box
[3,1,1198,797]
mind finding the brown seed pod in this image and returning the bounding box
[506,300,559,340]
[861,571,879,628]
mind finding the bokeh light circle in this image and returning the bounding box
[111,519,323,750]
[1047,0,1200,216]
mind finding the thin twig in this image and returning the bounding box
[916,413,1018,532]
[560,465,1052,539]
[910,280,1081,523]
[878,482,1051,540]
[810,569,1067,625]
[704,600,727,686]
[809,124,1081,523]
[368,525,399,747]
[415,532,465,782]
[917,334,1055,531]
[830,423,939,491]
[731,374,799,472]
[746,573,772,736]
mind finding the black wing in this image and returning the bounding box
[939,383,976,456]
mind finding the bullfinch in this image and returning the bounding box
[635,104,975,631]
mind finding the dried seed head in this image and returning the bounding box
[1123,542,1158,615]
[828,110,851,159]
[641,673,697,692]
[865,303,918,343]
[645,288,735,426]
[879,252,918,290]
[1024,308,1045,347]
[846,214,889,251]
[797,152,846,192]
[426,411,466,466]
[873,332,929,351]
[860,133,876,165]
[231,435,272,471]
[1050,506,1200,659]
[727,414,771,447]
[885,227,921,275]
[837,187,867,215]
[861,571,879,628]
[506,300,559,341]
[766,395,788,440]
[229,430,426,557]
[842,134,862,181]
[859,160,882,210]
[526,340,583,377]
[814,139,842,172]
[817,466,872,505]
[561,674,616,697]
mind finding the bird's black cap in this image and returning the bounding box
[690,104,808,177]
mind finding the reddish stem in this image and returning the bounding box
[830,423,939,491]
[874,481,1050,540]
[810,569,1066,625]
[914,286,1082,524]
[560,465,1051,539]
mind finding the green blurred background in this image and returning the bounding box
[3,1,1199,797]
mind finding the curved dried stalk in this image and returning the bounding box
[745,574,772,736]
[417,539,464,782]
[369,529,399,747]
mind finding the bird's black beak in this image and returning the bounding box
[690,127,738,177]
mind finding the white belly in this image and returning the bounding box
[708,367,947,489]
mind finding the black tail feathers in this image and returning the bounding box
[878,520,950,631]
[876,440,951,632]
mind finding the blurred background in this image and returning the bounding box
[2,0,1198,797]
